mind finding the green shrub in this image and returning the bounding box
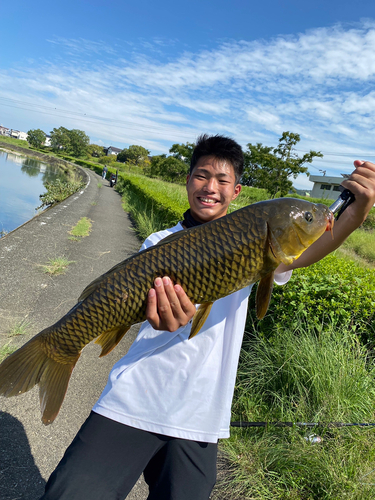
[116,173,189,228]
[37,179,85,209]
[247,253,375,345]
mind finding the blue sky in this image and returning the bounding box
[1,0,375,189]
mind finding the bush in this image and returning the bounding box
[247,253,375,345]
[37,179,85,209]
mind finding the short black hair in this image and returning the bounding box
[190,134,244,184]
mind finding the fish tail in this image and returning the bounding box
[0,333,79,425]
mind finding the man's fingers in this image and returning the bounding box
[146,288,160,329]
[147,277,197,331]
[174,284,196,319]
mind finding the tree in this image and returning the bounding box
[27,129,46,149]
[50,127,71,152]
[149,155,189,183]
[50,127,90,157]
[68,129,90,157]
[117,145,150,165]
[242,132,323,197]
[169,142,195,165]
[87,144,105,158]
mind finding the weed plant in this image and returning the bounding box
[42,256,74,275]
[69,217,92,240]
[0,344,16,362]
[37,179,85,209]
[8,320,31,337]
[217,318,375,499]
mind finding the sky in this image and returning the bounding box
[1,0,375,190]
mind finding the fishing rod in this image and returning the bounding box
[328,187,355,219]
[231,421,375,428]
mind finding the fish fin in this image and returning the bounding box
[189,302,213,339]
[95,324,130,357]
[0,333,79,425]
[256,272,274,320]
[39,360,77,425]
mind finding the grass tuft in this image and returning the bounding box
[0,344,16,362]
[42,256,74,275]
[8,320,32,337]
[68,217,92,241]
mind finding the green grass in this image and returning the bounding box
[342,228,375,262]
[215,317,375,500]
[8,320,31,337]
[41,256,74,275]
[0,344,16,362]
[69,217,92,240]
[0,136,31,148]
[97,182,103,188]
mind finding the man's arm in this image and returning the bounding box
[276,160,375,273]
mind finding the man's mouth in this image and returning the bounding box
[198,197,218,205]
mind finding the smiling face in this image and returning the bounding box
[186,155,242,223]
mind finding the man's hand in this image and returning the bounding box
[340,160,375,224]
[146,277,197,331]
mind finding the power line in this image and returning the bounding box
[0,97,194,141]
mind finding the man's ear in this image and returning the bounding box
[186,174,190,187]
[232,184,242,200]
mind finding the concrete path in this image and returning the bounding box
[0,169,149,499]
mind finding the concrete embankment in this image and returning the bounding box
[0,168,148,499]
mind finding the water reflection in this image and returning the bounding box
[0,150,68,235]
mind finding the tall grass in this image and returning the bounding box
[215,317,375,499]
[342,228,375,262]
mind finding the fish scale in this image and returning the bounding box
[0,198,332,424]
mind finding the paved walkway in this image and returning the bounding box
[0,168,149,499]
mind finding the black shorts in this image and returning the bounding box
[41,412,218,500]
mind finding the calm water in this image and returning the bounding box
[0,150,67,234]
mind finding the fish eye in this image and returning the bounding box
[304,211,313,223]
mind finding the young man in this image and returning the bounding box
[41,135,375,500]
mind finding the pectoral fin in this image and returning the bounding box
[95,324,131,357]
[255,272,274,320]
[189,302,213,339]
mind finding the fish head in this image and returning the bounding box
[265,198,333,265]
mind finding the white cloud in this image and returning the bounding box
[1,21,375,175]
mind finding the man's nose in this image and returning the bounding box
[203,178,216,191]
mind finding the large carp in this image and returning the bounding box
[0,198,333,424]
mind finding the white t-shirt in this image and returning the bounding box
[93,222,292,443]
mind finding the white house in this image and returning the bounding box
[310,174,349,200]
[10,129,28,141]
[0,126,10,136]
[104,146,122,156]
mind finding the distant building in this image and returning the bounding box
[104,146,122,156]
[0,126,10,136]
[44,135,52,147]
[10,129,28,141]
[310,174,349,200]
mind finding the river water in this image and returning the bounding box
[0,150,67,235]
